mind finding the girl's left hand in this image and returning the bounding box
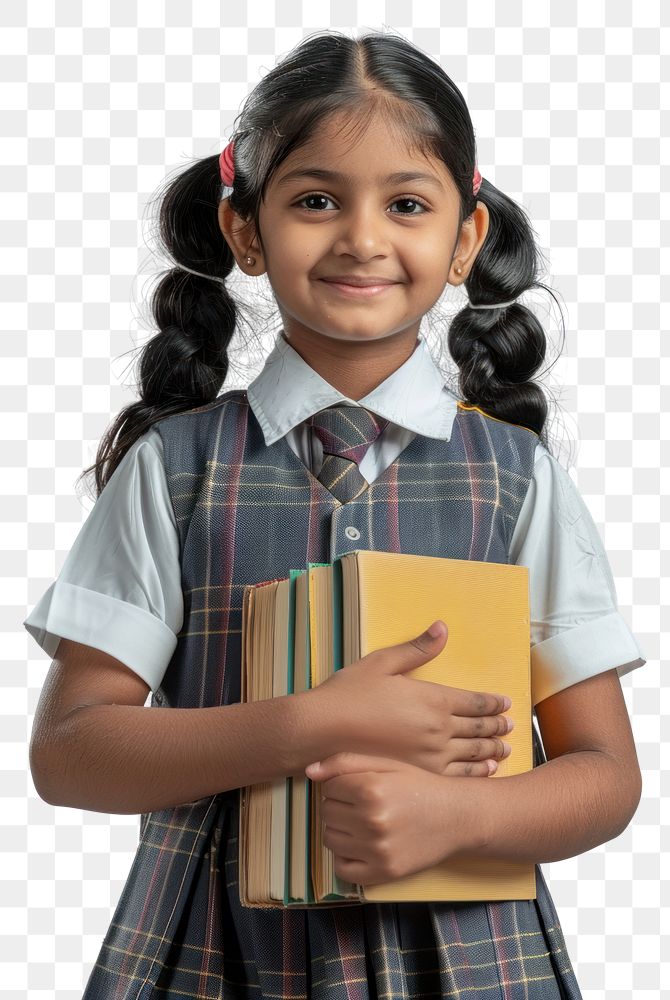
[305,752,461,886]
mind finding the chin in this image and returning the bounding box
[318,329,401,343]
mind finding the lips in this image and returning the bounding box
[318,278,398,299]
[319,276,398,287]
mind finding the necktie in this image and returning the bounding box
[307,403,389,503]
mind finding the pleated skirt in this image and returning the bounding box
[146,796,583,999]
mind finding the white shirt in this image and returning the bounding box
[23,331,647,704]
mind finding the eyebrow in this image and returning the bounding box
[276,168,445,191]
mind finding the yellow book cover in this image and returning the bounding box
[331,549,536,902]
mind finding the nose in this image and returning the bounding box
[331,200,391,260]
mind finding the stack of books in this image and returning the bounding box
[238,549,535,908]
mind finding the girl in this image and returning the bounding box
[24,29,647,1000]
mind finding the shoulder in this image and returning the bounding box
[454,401,540,481]
[136,424,165,459]
[519,442,604,551]
[100,424,170,495]
[154,389,248,427]
[521,440,583,511]
[455,400,539,441]
[94,425,166,496]
[530,441,580,497]
[97,427,174,525]
[151,390,249,449]
[454,410,576,485]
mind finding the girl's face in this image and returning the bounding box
[220,111,489,363]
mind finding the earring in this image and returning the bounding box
[455,265,463,275]
[245,255,256,266]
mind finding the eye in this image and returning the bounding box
[389,197,429,215]
[294,193,430,215]
[296,193,337,212]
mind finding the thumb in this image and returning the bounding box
[305,752,399,782]
[375,619,448,676]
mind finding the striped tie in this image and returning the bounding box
[307,403,389,503]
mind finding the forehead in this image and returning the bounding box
[273,112,456,194]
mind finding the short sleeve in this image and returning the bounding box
[22,426,183,693]
[509,442,648,706]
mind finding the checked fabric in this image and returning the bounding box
[78,390,583,999]
[307,403,390,503]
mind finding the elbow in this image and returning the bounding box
[622,769,643,830]
[29,737,65,807]
[29,746,51,804]
[607,753,643,839]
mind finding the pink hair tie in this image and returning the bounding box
[472,165,482,197]
[219,140,235,186]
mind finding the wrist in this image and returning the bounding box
[285,688,343,776]
[439,774,492,860]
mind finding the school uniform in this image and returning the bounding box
[24,330,647,998]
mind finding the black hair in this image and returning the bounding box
[79,28,565,498]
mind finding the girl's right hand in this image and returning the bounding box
[312,620,513,777]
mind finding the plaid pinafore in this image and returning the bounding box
[82,389,582,999]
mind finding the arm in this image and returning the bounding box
[304,667,642,887]
[444,667,643,864]
[30,638,334,815]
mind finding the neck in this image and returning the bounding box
[281,326,421,400]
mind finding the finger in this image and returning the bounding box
[452,714,514,739]
[332,855,371,886]
[321,798,358,831]
[320,774,372,805]
[445,688,512,718]
[322,825,358,854]
[444,759,498,777]
[447,736,512,762]
[307,752,401,783]
[368,621,448,677]
[306,756,360,783]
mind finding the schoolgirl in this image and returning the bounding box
[25,29,646,998]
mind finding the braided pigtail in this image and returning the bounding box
[78,156,237,497]
[448,177,565,445]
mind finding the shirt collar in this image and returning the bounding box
[247,329,458,446]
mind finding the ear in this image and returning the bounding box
[449,200,490,286]
[217,197,264,275]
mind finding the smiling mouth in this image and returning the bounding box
[318,279,398,298]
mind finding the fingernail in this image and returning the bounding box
[426,621,444,638]
[502,741,512,755]
[502,696,512,710]
[487,759,498,774]
[506,717,515,733]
